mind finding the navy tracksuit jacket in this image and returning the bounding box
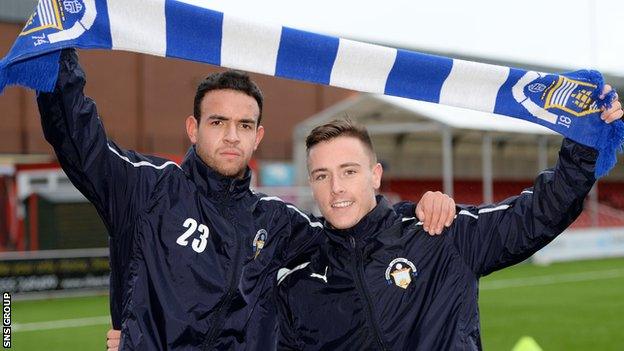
[36,50,336,350]
[276,139,597,350]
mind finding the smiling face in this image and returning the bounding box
[307,136,382,229]
[186,89,264,178]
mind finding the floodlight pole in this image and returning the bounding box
[482,133,493,204]
[537,135,548,172]
[294,127,308,186]
[442,127,454,198]
[590,183,599,227]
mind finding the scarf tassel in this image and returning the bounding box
[0,51,61,94]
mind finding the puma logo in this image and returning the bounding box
[310,266,329,283]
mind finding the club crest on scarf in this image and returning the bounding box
[385,258,417,289]
[513,71,600,127]
[20,0,96,46]
[252,229,267,259]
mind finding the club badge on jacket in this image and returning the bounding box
[385,258,417,289]
[253,229,267,259]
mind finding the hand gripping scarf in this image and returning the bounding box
[1,0,621,177]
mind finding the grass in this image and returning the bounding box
[10,294,110,351]
[7,257,624,350]
[479,257,624,350]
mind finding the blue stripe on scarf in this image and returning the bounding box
[384,50,453,103]
[165,1,222,66]
[494,68,530,119]
[275,28,339,85]
[74,0,112,49]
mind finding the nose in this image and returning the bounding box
[330,176,345,195]
[223,123,240,144]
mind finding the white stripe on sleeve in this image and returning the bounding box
[478,204,511,214]
[458,210,478,219]
[260,197,324,228]
[107,144,179,170]
[277,262,310,285]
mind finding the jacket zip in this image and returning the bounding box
[349,236,387,351]
[202,180,244,350]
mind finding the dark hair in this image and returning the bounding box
[306,119,376,161]
[193,70,264,125]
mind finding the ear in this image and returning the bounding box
[372,162,383,190]
[253,125,265,150]
[186,115,198,144]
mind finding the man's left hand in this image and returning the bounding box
[600,85,623,123]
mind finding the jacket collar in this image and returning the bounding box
[181,146,252,201]
[324,195,400,249]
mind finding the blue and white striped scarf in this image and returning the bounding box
[1,0,621,177]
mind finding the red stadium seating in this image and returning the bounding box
[387,179,624,228]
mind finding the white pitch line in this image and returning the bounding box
[481,268,624,290]
[12,316,110,332]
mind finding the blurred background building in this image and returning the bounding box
[0,1,622,350]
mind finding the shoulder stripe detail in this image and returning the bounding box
[459,190,532,219]
[286,204,324,228]
[401,217,422,226]
[107,144,180,170]
[277,262,310,286]
[458,210,478,219]
[478,204,511,214]
[459,204,512,219]
[260,197,324,228]
[402,217,422,226]
[259,196,284,202]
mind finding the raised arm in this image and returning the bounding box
[36,49,176,236]
[448,138,597,276]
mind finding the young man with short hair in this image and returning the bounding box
[275,106,621,350]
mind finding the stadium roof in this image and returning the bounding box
[296,94,556,136]
[374,95,556,135]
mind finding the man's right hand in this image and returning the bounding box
[107,329,121,351]
[416,191,456,235]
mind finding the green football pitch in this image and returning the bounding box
[8,257,624,350]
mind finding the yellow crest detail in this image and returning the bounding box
[543,76,599,117]
[20,0,65,36]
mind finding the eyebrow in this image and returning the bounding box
[310,167,329,176]
[239,118,257,125]
[340,162,361,168]
[309,162,361,176]
[206,115,257,125]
